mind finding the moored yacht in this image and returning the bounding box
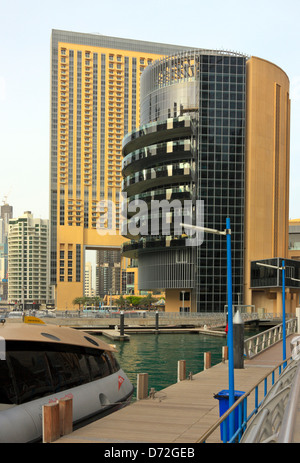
[0,319,134,442]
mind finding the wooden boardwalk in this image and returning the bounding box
[55,335,295,444]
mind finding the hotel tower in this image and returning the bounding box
[50,30,189,309]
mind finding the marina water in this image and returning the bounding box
[98,327,265,399]
[115,333,226,397]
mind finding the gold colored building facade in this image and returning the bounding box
[244,57,299,315]
[50,30,189,309]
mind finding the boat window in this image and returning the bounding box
[0,360,17,404]
[2,341,119,405]
[86,352,110,380]
[106,351,120,373]
[46,351,90,391]
[9,351,53,404]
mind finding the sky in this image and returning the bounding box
[1,0,300,221]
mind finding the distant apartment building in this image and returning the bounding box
[0,220,7,281]
[8,211,51,307]
[0,201,13,300]
[96,249,121,298]
[0,230,8,301]
[84,261,93,296]
[1,202,13,226]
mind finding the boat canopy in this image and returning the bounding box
[0,322,116,352]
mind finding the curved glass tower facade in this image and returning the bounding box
[122,50,247,312]
[122,115,197,291]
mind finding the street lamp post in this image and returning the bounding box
[181,218,235,439]
[225,218,235,428]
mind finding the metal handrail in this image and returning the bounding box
[244,318,297,359]
[240,359,299,443]
[197,357,293,443]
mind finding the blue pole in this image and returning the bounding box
[282,260,286,369]
[226,217,235,440]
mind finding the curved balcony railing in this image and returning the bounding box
[122,235,188,256]
[122,139,193,175]
[121,185,194,217]
[122,115,193,156]
[122,208,193,240]
[122,162,194,195]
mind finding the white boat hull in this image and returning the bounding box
[0,369,133,443]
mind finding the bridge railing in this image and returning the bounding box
[240,358,300,443]
[277,357,300,442]
[244,318,298,359]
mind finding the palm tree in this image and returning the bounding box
[72,297,85,310]
[115,295,127,309]
[142,293,156,309]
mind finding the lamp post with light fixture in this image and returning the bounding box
[181,217,235,439]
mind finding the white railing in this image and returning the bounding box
[244,318,298,359]
[240,358,300,443]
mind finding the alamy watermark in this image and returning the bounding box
[96,194,204,247]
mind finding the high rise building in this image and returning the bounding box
[50,30,191,309]
[0,201,13,300]
[121,50,300,314]
[84,261,93,297]
[96,248,121,298]
[1,202,13,226]
[8,211,51,307]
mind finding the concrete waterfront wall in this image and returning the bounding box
[49,315,214,328]
[46,311,233,329]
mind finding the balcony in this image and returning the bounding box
[123,162,193,196]
[122,139,193,176]
[122,235,188,257]
[122,116,193,156]
[250,258,300,289]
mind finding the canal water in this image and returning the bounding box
[98,326,264,399]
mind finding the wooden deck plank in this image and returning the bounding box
[55,334,295,443]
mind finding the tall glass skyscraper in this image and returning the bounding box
[122,50,299,313]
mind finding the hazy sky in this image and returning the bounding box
[1,0,300,220]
